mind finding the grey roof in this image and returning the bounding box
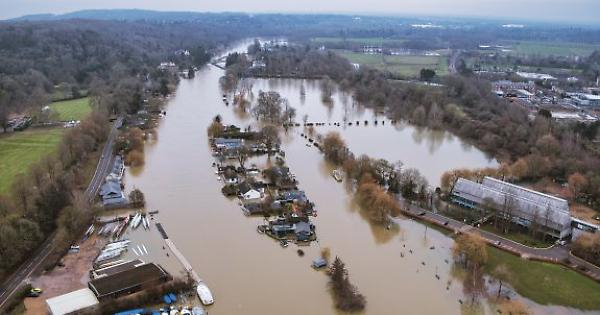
[294,221,311,234]
[99,181,122,197]
[452,177,571,233]
[280,190,306,202]
[312,257,327,268]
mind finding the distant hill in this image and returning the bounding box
[11,9,242,22]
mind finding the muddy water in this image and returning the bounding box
[123,42,595,315]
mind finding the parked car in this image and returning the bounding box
[418,211,426,216]
[443,221,449,226]
[26,288,43,297]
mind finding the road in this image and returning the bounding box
[398,199,600,281]
[0,117,123,311]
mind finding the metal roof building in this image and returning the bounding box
[88,263,171,299]
[46,288,99,315]
[451,176,572,238]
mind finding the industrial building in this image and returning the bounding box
[451,177,572,239]
[88,263,171,299]
[46,288,99,315]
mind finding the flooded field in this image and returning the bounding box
[122,42,598,315]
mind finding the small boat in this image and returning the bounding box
[143,216,149,230]
[331,169,343,182]
[196,282,214,305]
[134,213,143,229]
[129,213,140,228]
[180,308,192,315]
[280,240,289,248]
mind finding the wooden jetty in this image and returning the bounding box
[156,222,202,282]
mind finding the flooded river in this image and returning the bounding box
[123,41,597,315]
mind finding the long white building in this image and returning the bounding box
[451,176,572,239]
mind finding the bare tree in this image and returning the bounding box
[253,90,286,123]
[235,145,251,170]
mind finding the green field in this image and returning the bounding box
[502,40,600,57]
[337,50,448,77]
[0,128,64,194]
[485,247,600,310]
[311,37,406,46]
[49,97,91,121]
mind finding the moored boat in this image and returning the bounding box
[196,282,214,305]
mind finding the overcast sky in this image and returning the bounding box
[2,0,599,24]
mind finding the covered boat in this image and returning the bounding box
[196,282,214,305]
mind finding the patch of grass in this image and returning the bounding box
[485,247,600,310]
[0,128,64,194]
[502,40,600,57]
[480,224,553,248]
[49,97,91,121]
[336,50,448,77]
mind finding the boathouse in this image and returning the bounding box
[88,263,171,299]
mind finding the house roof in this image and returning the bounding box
[294,221,311,234]
[99,181,122,197]
[281,190,306,201]
[46,288,99,315]
[88,263,170,298]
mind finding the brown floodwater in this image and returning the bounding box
[122,41,598,315]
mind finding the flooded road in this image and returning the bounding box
[123,42,597,315]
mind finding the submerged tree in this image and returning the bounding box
[322,132,350,165]
[253,90,288,123]
[328,257,366,312]
[452,233,488,271]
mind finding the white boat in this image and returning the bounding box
[103,240,130,250]
[84,224,95,237]
[95,248,124,263]
[143,216,149,230]
[196,282,214,305]
[133,213,143,229]
[129,213,140,228]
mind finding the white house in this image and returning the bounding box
[242,189,261,201]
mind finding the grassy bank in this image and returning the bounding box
[0,128,64,194]
[485,247,600,310]
[49,97,91,121]
[336,50,448,77]
[480,224,553,248]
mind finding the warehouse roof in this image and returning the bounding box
[88,263,170,299]
[452,177,571,230]
[46,288,99,315]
